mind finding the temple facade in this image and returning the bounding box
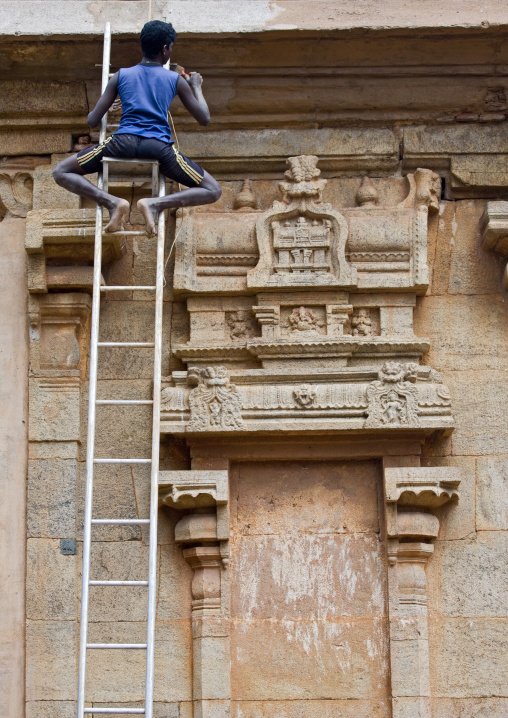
[1,2,508,717]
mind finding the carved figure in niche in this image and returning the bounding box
[287,306,324,334]
[226,310,258,341]
[187,366,245,431]
[365,361,420,428]
[351,309,372,337]
[381,390,405,424]
[293,384,317,409]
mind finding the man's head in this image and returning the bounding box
[140,20,177,59]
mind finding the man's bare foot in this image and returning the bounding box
[137,198,159,237]
[104,198,130,233]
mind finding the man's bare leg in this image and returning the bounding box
[137,171,221,236]
[53,155,130,232]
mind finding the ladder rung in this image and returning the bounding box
[100,286,156,291]
[89,580,148,586]
[97,342,155,347]
[91,519,150,525]
[95,400,153,406]
[102,231,148,236]
[94,458,152,464]
[102,157,159,165]
[86,643,147,650]
[84,711,144,715]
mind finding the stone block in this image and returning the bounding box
[76,463,141,543]
[26,538,76,620]
[85,621,192,703]
[392,697,431,718]
[29,378,80,442]
[430,532,508,618]
[230,617,389,700]
[414,295,508,371]
[32,159,80,211]
[389,634,430,696]
[194,700,230,718]
[157,531,193,621]
[27,458,76,538]
[88,542,151,623]
[233,459,380,535]
[231,700,390,717]
[445,371,508,456]
[193,635,230,699]
[231,534,386,620]
[430,697,508,717]
[429,617,508,697]
[26,620,76,701]
[0,129,72,156]
[476,456,508,530]
[26,701,76,718]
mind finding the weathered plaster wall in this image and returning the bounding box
[0,218,28,718]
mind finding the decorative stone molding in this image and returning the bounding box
[160,365,452,436]
[383,465,461,718]
[25,209,125,293]
[173,156,439,295]
[480,200,508,290]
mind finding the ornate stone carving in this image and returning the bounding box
[185,367,245,432]
[226,310,258,341]
[248,155,356,289]
[366,362,420,428]
[160,366,452,436]
[0,171,33,219]
[384,466,461,508]
[351,308,372,336]
[293,384,317,408]
[285,306,325,337]
[233,178,257,211]
[356,176,379,207]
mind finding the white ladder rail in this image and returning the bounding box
[77,21,165,718]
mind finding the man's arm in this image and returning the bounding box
[176,74,210,126]
[87,72,120,129]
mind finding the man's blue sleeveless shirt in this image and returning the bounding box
[115,64,179,144]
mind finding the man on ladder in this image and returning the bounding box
[53,19,222,235]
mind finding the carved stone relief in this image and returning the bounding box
[248,155,355,289]
[480,200,508,290]
[184,367,245,432]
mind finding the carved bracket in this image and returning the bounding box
[480,201,508,290]
[25,209,125,293]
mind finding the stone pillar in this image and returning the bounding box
[159,468,230,718]
[383,465,461,718]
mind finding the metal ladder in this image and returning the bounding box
[77,23,165,718]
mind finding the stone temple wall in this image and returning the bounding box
[1,4,508,718]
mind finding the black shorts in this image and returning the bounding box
[76,133,205,188]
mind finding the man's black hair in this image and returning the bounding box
[140,20,177,59]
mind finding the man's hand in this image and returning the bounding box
[188,72,203,91]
